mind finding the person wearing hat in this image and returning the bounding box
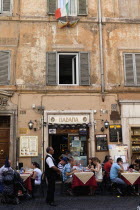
[58,157,68,172]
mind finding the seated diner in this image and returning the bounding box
[91,157,103,182]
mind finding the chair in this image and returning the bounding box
[110,182,125,196]
[102,172,112,193]
[95,180,104,195]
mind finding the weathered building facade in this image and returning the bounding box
[0,0,140,168]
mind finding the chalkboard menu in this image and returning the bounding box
[109,125,122,142]
[95,134,108,152]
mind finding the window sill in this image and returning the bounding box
[48,13,87,17]
[124,85,140,87]
[58,84,79,86]
[0,13,13,17]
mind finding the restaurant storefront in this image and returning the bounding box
[44,110,95,166]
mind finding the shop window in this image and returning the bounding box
[47,52,90,86]
[124,53,140,86]
[47,0,87,16]
[0,0,12,14]
[0,51,10,85]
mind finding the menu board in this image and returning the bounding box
[109,125,122,142]
[108,144,128,163]
[20,136,38,157]
[95,134,108,152]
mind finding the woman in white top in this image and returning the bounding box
[91,157,103,182]
[32,162,42,185]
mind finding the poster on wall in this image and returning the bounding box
[20,136,38,157]
[108,144,128,163]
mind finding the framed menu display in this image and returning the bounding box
[95,134,108,152]
[20,136,38,157]
[109,125,122,142]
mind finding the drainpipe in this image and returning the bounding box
[98,0,105,102]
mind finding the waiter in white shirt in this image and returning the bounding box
[45,147,60,206]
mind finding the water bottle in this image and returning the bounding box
[79,164,83,171]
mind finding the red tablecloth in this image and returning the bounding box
[24,176,32,192]
[72,172,97,189]
[121,173,140,185]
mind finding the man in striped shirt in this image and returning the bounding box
[58,157,68,172]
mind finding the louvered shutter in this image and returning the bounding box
[0,1,2,13]
[47,52,57,85]
[79,52,90,86]
[2,0,11,12]
[124,54,134,86]
[47,0,56,14]
[78,0,87,15]
[0,51,10,85]
[136,54,140,85]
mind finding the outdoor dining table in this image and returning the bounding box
[121,172,140,185]
[20,172,33,192]
[72,172,97,189]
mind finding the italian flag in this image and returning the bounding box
[55,0,69,20]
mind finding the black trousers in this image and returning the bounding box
[46,176,55,203]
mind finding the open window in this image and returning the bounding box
[47,51,90,86]
[58,53,79,85]
[47,0,87,16]
[58,0,77,16]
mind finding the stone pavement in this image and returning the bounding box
[0,184,140,210]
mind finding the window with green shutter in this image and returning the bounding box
[79,52,90,86]
[47,0,87,16]
[124,53,140,86]
[0,51,10,85]
[47,52,57,86]
[46,52,90,86]
[78,0,87,15]
[0,0,11,14]
[47,0,56,14]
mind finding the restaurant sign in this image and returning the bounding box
[48,114,90,124]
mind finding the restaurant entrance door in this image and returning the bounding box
[0,116,10,167]
[51,134,68,164]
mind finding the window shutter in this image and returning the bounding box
[2,0,11,12]
[79,52,90,86]
[124,54,134,86]
[47,52,57,86]
[136,54,140,85]
[47,0,56,14]
[78,0,87,15]
[0,1,2,13]
[0,51,10,85]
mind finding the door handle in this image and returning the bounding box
[0,149,4,155]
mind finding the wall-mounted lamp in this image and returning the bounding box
[88,123,92,127]
[28,120,34,130]
[59,124,65,129]
[71,124,76,128]
[54,124,58,129]
[104,120,109,129]
[82,123,87,128]
[66,124,70,129]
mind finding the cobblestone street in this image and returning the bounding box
[0,185,140,210]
